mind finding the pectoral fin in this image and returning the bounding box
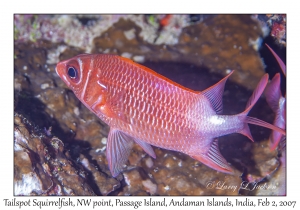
[190,139,233,174]
[90,83,130,124]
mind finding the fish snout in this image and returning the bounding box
[55,61,66,78]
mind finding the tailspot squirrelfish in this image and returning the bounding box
[56,54,286,177]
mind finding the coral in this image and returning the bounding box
[252,14,286,47]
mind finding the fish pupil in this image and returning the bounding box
[67,67,77,79]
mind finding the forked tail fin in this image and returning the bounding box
[265,44,286,76]
[238,73,286,141]
[245,116,286,136]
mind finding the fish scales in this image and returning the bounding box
[97,57,199,148]
[56,54,286,176]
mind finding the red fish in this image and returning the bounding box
[264,44,286,151]
[56,54,286,177]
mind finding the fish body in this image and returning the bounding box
[56,54,285,176]
[264,44,286,151]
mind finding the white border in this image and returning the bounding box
[2,1,299,210]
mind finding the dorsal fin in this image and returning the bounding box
[202,71,234,114]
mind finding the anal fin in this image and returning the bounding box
[190,139,233,174]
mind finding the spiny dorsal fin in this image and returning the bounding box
[202,71,234,114]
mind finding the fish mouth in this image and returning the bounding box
[55,65,63,79]
[55,62,66,78]
[55,63,71,86]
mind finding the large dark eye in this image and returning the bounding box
[67,66,77,79]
